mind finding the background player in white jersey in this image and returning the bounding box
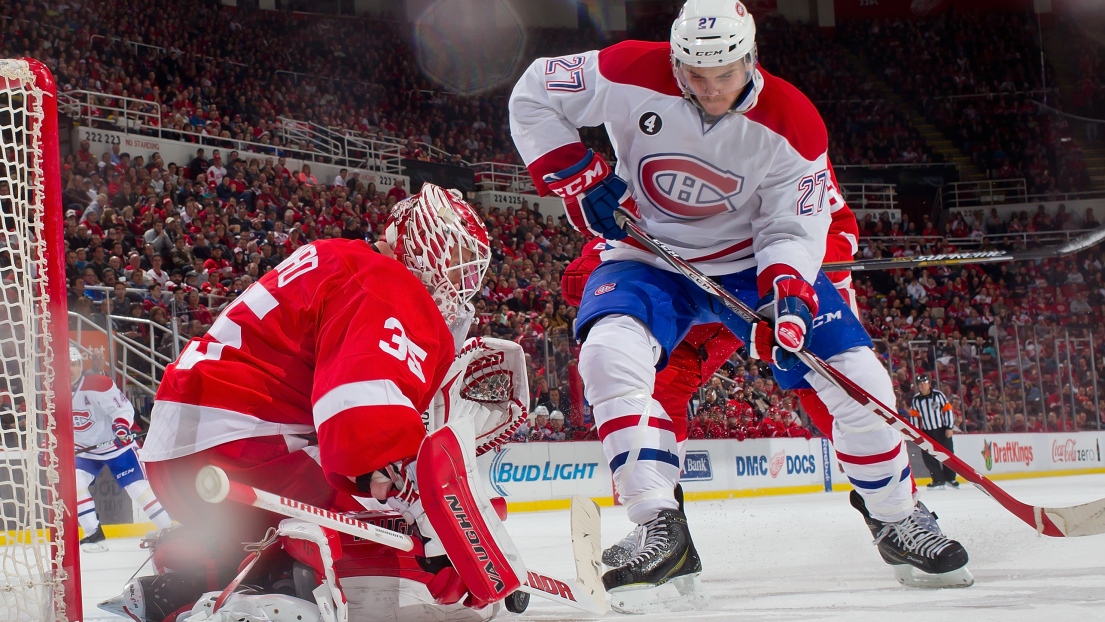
[68,345,171,551]
[510,0,971,600]
[101,185,524,622]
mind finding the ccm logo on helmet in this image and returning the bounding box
[695,50,723,56]
[638,154,744,220]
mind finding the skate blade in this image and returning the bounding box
[893,565,974,589]
[80,542,108,553]
[608,574,709,615]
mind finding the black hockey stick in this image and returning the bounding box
[615,213,1105,537]
[823,223,1105,272]
[74,432,147,457]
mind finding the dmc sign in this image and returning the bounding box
[488,447,598,496]
[681,451,713,481]
[736,450,817,479]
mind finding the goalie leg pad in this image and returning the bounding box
[181,591,323,622]
[277,519,348,622]
[416,419,526,608]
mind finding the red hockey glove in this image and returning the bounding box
[111,419,133,448]
[543,149,640,241]
[748,275,819,371]
[560,239,605,306]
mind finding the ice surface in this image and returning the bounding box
[83,474,1105,621]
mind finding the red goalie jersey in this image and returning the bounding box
[142,239,456,489]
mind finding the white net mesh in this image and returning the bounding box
[0,59,69,622]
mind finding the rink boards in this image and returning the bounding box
[474,431,1105,511]
[8,431,1105,538]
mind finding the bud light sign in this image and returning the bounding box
[681,451,713,481]
[488,447,599,497]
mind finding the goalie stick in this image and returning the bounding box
[616,213,1105,538]
[195,466,607,614]
[823,223,1105,272]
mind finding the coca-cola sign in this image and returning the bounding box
[1051,439,1102,464]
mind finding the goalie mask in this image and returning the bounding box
[69,345,85,388]
[670,0,760,117]
[385,184,491,325]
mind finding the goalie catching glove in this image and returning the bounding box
[544,149,641,241]
[749,274,819,371]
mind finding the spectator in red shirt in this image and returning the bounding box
[202,245,231,276]
[386,179,408,203]
[184,290,214,329]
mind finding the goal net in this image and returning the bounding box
[0,59,81,621]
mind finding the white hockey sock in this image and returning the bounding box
[75,469,99,532]
[806,347,914,522]
[124,481,172,529]
[581,315,680,525]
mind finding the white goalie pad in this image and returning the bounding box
[275,519,348,622]
[181,592,323,622]
[429,337,529,455]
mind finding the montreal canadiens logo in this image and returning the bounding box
[638,154,744,221]
[72,411,94,432]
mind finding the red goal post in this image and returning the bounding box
[0,58,82,621]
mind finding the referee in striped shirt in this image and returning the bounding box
[909,374,959,489]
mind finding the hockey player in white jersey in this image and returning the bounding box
[509,0,971,603]
[69,345,172,551]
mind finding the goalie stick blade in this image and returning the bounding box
[570,496,608,613]
[520,569,607,614]
[1041,497,1105,537]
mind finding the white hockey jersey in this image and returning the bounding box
[71,373,136,459]
[509,41,842,293]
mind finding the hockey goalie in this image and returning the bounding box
[100,184,531,622]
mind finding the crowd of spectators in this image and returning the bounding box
[21,0,1105,444]
[758,16,943,166]
[1058,17,1105,120]
[850,207,1105,434]
[5,0,951,178]
[838,10,1093,194]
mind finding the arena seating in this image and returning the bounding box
[9,0,1102,442]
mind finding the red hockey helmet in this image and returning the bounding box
[385,184,491,324]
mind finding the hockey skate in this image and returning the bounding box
[603,484,683,568]
[850,490,974,588]
[79,525,107,552]
[603,508,708,614]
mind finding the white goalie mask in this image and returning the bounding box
[384,184,491,325]
[69,345,85,387]
[670,0,759,114]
